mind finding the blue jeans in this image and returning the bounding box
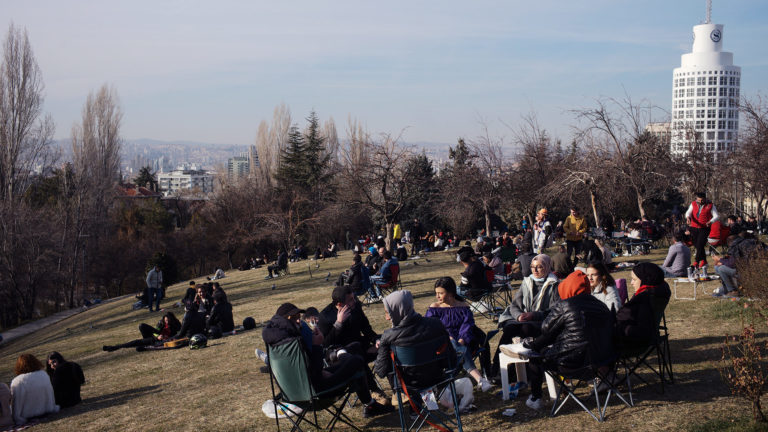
[369,276,383,297]
[452,340,477,374]
[148,288,161,311]
[715,265,738,293]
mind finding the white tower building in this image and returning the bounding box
[671,1,740,158]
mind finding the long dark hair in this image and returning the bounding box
[163,311,180,328]
[46,351,65,375]
[587,262,615,294]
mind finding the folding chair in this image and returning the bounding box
[267,338,362,432]
[617,295,674,403]
[390,337,464,432]
[467,274,509,321]
[546,310,632,422]
[366,264,401,305]
[470,329,499,379]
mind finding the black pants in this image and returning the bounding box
[268,264,283,277]
[689,226,710,265]
[316,353,372,404]
[338,341,380,392]
[490,322,542,378]
[566,240,582,263]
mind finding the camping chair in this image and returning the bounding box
[546,310,632,422]
[390,337,464,432]
[469,329,499,379]
[366,264,401,304]
[617,295,674,403]
[468,271,507,321]
[266,338,362,432]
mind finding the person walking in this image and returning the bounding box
[685,192,719,273]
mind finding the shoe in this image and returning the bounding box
[255,348,268,362]
[363,401,395,418]
[525,395,543,410]
[478,378,492,392]
[264,275,273,280]
[596,372,617,392]
[371,391,391,406]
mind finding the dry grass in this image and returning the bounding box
[0,247,760,431]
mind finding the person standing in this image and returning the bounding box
[145,265,163,312]
[533,208,552,254]
[563,207,588,264]
[685,192,719,272]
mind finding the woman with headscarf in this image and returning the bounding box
[491,254,561,380]
[615,262,671,349]
[506,270,614,410]
[374,290,455,388]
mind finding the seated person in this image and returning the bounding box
[181,286,197,310]
[492,254,560,380]
[581,238,604,265]
[456,250,492,301]
[303,307,320,330]
[586,263,621,312]
[482,252,504,276]
[318,286,385,402]
[336,253,366,293]
[708,220,730,250]
[374,290,456,391]
[615,263,671,350]
[265,249,288,279]
[194,285,214,316]
[0,382,11,428]
[262,303,393,418]
[425,277,492,391]
[594,238,615,270]
[550,245,573,279]
[509,270,613,410]
[238,258,251,271]
[210,268,225,280]
[712,233,764,297]
[45,352,85,408]
[365,246,382,273]
[395,241,408,261]
[514,235,537,280]
[661,230,691,277]
[10,354,59,425]
[102,312,182,352]
[207,290,235,333]
[324,241,338,258]
[370,249,399,296]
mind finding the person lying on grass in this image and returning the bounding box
[102,312,181,352]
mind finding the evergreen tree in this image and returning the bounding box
[134,166,157,192]
[275,125,307,192]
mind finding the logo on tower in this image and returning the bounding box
[710,29,722,42]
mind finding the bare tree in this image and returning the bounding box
[573,96,675,218]
[470,123,510,235]
[341,125,411,250]
[0,24,54,202]
[254,103,291,186]
[734,96,768,221]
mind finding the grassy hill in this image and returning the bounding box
[0,246,759,431]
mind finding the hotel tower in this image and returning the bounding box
[671,0,740,158]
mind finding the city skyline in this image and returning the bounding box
[3,0,768,147]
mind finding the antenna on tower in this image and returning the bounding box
[705,0,712,24]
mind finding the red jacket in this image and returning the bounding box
[689,201,713,229]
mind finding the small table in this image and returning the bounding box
[498,346,557,400]
[672,278,699,300]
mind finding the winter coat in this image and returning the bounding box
[374,312,455,387]
[207,302,235,332]
[564,215,587,242]
[529,293,614,369]
[615,282,671,348]
[175,310,206,339]
[49,361,85,408]
[262,314,325,384]
[499,274,560,325]
[318,301,378,350]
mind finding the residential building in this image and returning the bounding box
[158,167,214,196]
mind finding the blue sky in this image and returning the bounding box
[3,0,768,146]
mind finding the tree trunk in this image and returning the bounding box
[384,222,393,252]
[635,191,646,219]
[590,189,601,228]
[484,202,492,237]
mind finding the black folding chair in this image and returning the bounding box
[267,338,362,432]
[546,310,632,422]
[390,337,464,432]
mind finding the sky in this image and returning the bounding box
[3,0,768,147]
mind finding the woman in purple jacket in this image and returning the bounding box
[426,277,492,392]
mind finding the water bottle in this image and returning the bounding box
[687,266,695,281]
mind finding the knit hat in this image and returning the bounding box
[558,270,590,300]
[632,262,664,286]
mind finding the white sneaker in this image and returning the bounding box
[525,395,543,410]
[255,348,268,364]
[712,286,726,295]
[478,378,492,392]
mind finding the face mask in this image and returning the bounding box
[531,275,547,283]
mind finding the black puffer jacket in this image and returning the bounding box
[346,262,364,293]
[374,313,455,387]
[318,301,378,350]
[262,314,324,383]
[530,293,613,369]
[174,310,206,339]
